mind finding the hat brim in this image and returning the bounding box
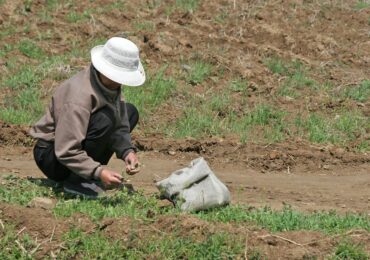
[91,45,146,87]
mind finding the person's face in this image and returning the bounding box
[98,72,121,90]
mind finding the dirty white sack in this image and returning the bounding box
[156,157,231,211]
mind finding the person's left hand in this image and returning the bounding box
[124,151,140,175]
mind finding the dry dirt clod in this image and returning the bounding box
[168,150,176,156]
[158,199,175,209]
[27,197,56,210]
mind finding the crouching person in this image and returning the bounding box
[29,37,145,198]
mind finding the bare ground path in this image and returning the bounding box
[1,146,369,214]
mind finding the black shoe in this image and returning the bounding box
[63,174,105,199]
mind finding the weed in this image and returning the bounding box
[2,65,41,89]
[186,61,213,85]
[57,228,244,259]
[332,240,369,259]
[356,140,369,152]
[0,224,38,259]
[38,9,53,23]
[59,229,126,259]
[1,176,370,237]
[99,0,125,13]
[296,111,369,148]
[0,24,16,40]
[197,205,370,234]
[175,0,199,12]
[65,10,90,23]
[265,57,316,97]
[0,88,44,124]
[232,104,287,143]
[214,9,229,24]
[248,248,267,260]
[124,67,176,118]
[265,57,289,75]
[18,40,44,59]
[354,1,370,10]
[0,43,13,58]
[229,78,248,94]
[134,21,156,31]
[343,80,370,102]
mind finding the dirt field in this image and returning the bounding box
[1,144,370,214]
[1,0,369,258]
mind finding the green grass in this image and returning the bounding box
[0,224,39,259]
[1,176,369,235]
[175,0,199,12]
[65,10,90,23]
[58,228,243,259]
[168,99,287,143]
[186,61,213,85]
[296,111,369,147]
[167,93,231,138]
[0,54,75,124]
[1,176,369,259]
[231,104,287,143]
[343,80,370,102]
[123,66,176,118]
[197,205,370,234]
[332,240,369,259]
[134,21,156,31]
[1,65,41,90]
[354,0,370,10]
[18,39,45,59]
[229,78,248,94]
[265,57,316,97]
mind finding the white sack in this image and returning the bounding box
[156,157,231,211]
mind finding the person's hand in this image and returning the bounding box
[124,152,140,175]
[100,169,123,187]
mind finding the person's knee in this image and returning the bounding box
[124,102,139,132]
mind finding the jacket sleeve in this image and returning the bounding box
[110,101,136,160]
[54,103,102,179]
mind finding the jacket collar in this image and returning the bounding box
[90,64,120,100]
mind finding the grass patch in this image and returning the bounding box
[0,89,44,124]
[65,10,90,23]
[168,98,287,143]
[18,39,44,59]
[0,54,75,124]
[175,0,199,12]
[167,93,231,138]
[185,61,213,85]
[1,65,41,90]
[296,111,369,148]
[332,240,369,259]
[134,21,155,31]
[0,224,39,259]
[1,176,369,235]
[229,78,248,94]
[354,0,370,10]
[197,205,370,234]
[231,104,287,143]
[265,57,316,97]
[58,228,243,259]
[123,66,176,118]
[343,80,370,102]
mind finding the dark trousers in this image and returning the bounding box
[33,102,139,182]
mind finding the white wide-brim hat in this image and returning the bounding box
[91,37,146,87]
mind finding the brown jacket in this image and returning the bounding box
[29,65,134,179]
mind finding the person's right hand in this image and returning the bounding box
[100,169,122,187]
